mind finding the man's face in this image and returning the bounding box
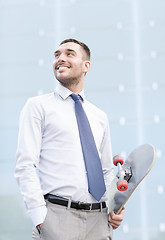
[53,42,90,87]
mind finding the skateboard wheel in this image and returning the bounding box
[117,179,128,191]
[113,155,124,166]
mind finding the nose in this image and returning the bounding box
[53,53,66,70]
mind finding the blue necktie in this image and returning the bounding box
[71,94,106,201]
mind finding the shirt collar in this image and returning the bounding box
[55,83,85,101]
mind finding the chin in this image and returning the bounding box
[57,78,71,87]
[57,77,79,88]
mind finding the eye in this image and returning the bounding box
[55,54,59,58]
[67,52,73,56]
[54,51,60,58]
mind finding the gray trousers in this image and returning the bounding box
[32,201,113,240]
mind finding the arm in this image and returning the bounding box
[100,115,125,229]
[14,98,47,226]
[100,115,114,188]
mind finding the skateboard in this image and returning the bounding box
[107,144,155,214]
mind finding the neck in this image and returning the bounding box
[68,84,83,94]
[59,79,84,94]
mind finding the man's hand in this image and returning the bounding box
[108,206,125,229]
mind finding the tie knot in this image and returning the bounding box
[71,94,80,102]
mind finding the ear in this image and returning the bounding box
[83,60,91,74]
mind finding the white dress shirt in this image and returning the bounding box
[15,83,114,226]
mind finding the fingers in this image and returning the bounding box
[108,207,125,230]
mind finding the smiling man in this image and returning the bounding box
[15,39,124,240]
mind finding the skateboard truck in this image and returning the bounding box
[113,155,131,191]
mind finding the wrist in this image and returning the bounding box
[36,224,42,234]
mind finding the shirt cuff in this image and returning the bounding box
[28,205,47,227]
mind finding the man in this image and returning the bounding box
[15,39,124,240]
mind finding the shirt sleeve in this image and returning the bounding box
[14,97,47,226]
[100,114,114,190]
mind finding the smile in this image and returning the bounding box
[56,64,71,70]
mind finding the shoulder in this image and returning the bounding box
[21,92,54,117]
[23,92,55,110]
[26,92,54,105]
[84,99,108,122]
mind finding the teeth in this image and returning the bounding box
[58,66,67,70]
[57,65,69,70]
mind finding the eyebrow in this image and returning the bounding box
[54,48,77,56]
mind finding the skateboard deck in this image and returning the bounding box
[107,144,155,214]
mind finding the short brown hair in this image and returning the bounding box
[60,38,91,60]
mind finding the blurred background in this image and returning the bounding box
[0,0,165,239]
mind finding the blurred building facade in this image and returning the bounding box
[0,0,165,239]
